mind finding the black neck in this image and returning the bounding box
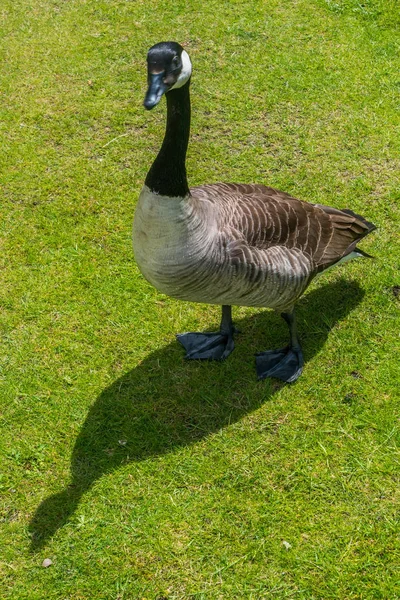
[145,80,191,198]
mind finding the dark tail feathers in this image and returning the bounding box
[354,247,375,259]
[341,209,377,234]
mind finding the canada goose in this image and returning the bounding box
[133,41,376,382]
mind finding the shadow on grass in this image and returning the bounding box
[29,279,364,551]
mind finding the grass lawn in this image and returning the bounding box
[1,0,399,597]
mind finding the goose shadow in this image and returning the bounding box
[29,279,364,551]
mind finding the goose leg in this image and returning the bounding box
[177,305,236,360]
[256,311,304,383]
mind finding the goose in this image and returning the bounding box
[133,41,376,382]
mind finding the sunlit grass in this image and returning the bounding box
[1,0,399,598]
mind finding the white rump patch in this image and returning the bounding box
[316,250,364,278]
[170,50,192,89]
[335,250,364,266]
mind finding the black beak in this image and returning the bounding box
[143,72,168,110]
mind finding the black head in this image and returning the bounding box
[144,41,192,110]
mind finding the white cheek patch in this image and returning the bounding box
[170,50,192,89]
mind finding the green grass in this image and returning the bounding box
[1,0,399,597]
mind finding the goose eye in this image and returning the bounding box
[172,56,179,68]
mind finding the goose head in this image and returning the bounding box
[144,41,192,110]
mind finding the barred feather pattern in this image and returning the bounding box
[133,183,375,312]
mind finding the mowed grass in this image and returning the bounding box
[1,0,399,597]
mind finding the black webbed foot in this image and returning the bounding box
[177,305,236,361]
[255,309,304,382]
[177,331,234,360]
[255,345,303,383]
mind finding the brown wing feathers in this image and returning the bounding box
[192,183,375,276]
